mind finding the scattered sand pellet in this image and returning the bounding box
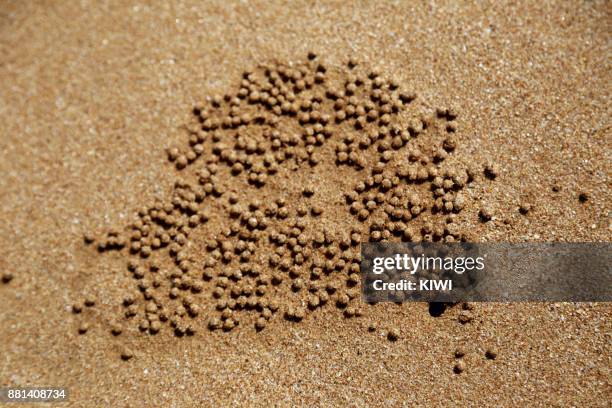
[387,328,400,341]
[479,206,493,222]
[458,310,473,324]
[484,163,498,180]
[453,360,466,374]
[72,303,83,314]
[120,349,134,361]
[1,273,14,284]
[485,348,498,360]
[519,203,532,215]
[83,232,95,244]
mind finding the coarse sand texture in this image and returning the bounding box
[0,1,609,407]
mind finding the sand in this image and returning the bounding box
[0,1,610,407]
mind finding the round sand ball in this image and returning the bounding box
[125,305,138,318]
[222,318,236,331]
[72,303,83,314]
[138,319,149,331]
[453,360,465,374]
[83,232,95,245]
[293,307,305,321]
[443,136,457,152]
[519,203,532,215]
[454,347,466,358]
[84,296,96,307]
[302,186,315,197]
[458,310,473,324]
[208,317,221,330]
[120,349,134,361]
[485,348,498,360]
[176,155,188,169]
[484,163,498,180]
[336,293,349,308]
[110,324,122,336]
[1,273,14,284]
[479,206,493,222]
[387,327,400,341]
[261,308,272,319]
[453,194,466,211]
[308,295,320,308]
[78,322,89,334]
[344,307,356,318]
[311,205,323,216]
[167,147,180,161]
[255,317,267,331]
[149,321,162,334]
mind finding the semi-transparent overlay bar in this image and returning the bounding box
[361,243,611,302]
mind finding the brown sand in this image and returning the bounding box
[0,1,610,407]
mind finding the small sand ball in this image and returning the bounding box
[83,232,95,245]
[176,155,188,169]
[1,273,14,284]
[167,147,180,161]
[484,163,498,180]
[293,307,305,321]
[454,347,466,358]
[387,328,400,341]
[223,318,236,331]
[84,296,96,307]
[72,303,83,314]
[78,322,89,334]
[344,307,356,318]
[311,205,323,216]
[443,136,457,152]
[458,310,473,324]
[453,360,466,374]
[120,349,134,361]
[453,194,466,211]
[110,324,122,336]
[485,348,498,360]
[138,319,149,332]
[479,206,493,222]
[150,321,162,334]
[255,317,267,331]
[208,317,221,330]
[336,293,349,308]
[519,203,532,215]
[302,186,315,197]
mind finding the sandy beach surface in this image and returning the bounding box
[0,1,610,406]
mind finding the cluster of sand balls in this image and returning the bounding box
[453,343,498,374]
[82,54,493,351]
